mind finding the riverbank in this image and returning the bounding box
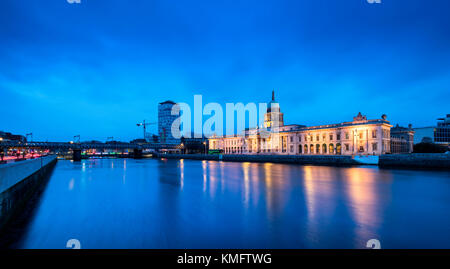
[0,155,57,235]
[379,153,450,169]
[155,153,450,169]
[156,153,360,166]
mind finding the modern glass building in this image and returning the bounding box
[435,114,450,145]
[413,114,450,146]
[158,100,181,145]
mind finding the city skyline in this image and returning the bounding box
[1,0,450,141]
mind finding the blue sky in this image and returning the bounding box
[1,0,449,141]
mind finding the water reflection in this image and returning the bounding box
[13,158,450,249]
[342,168,392,247]
[158,159,182,187]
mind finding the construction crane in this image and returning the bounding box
[136,120,157,141]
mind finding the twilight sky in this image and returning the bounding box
[1,0,449,142]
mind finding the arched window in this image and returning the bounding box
[329,144,334,155]
[298,144,302,154]
[310,144,314,154]
[336,143,342,155]
[316,144,320,154]
[304,145,308,154]
[322,144,327,154]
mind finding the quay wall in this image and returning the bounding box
[156,153,360,166]
[157,153,450,169]
[379,153,450,169]
[0,155,57,230]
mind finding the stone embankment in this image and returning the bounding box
[0,155,57,231]
[156,153,360,166]
[379,153,450,169]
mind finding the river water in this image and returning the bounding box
[16,158,450,249]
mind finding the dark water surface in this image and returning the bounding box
[17,158,450,249]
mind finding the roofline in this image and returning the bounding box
[159,100,176,105]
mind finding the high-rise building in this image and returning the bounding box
[158,100,180,144]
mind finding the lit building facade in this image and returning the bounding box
[209,92,393,156]
[158,100,181,144]
[390,124,415,154]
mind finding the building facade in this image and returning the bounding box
[0,131,26,143]
[209,92,393,156]
[413,114,450,146]
[158,100,181,145]
[390,124,415,154]
[435,114,450,146]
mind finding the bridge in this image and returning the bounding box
[0,141,181,161]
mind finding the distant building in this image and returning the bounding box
[181,133,208,154]
[435,114,450,146]
[209,91,393,156]
[130,138,147,144]
[390,124,415,154]
[0,131,26,143]
[158,100,181,145]
[413,127,435,144]
[413,114,450,146]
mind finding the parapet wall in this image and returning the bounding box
[379,153,450,169]
[156,154,360,166]
[0,155,57,231]
[0,156,56,193]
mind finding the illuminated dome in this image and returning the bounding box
[267,90,280,112]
